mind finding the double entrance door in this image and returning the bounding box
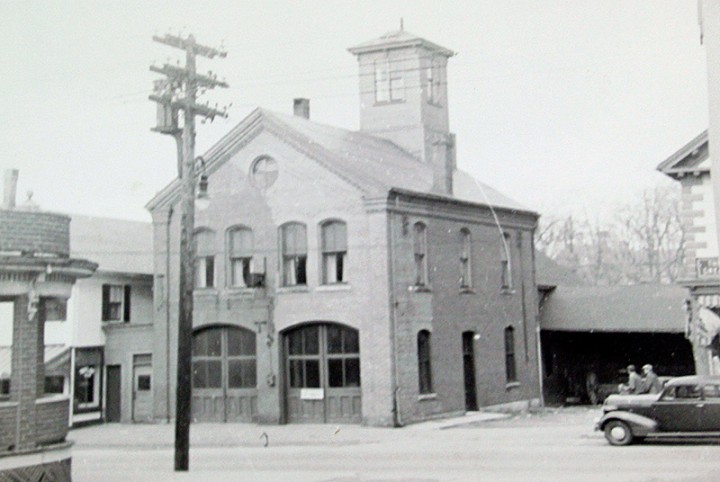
[285,323,361,423]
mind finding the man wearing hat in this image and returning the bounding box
[640,364,663,394]
[619,364,643,394]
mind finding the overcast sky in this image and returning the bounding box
[0,1,709,223]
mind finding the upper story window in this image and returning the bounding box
[281,222,307,286]
[504,326,517,383]
[250,156,278,189]
[227,226,253,288]
[501,232,512,290]
[417,329,433,394]
[321,220,347,284]
[102,284,130,322]
[195,229,216,288]
[413,222,428,287]
[375,59,404,103]
[427,58,442,104]
[460,228,472,289]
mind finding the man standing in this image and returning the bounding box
[641,364,663,394]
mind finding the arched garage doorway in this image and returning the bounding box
[191,325,258,422]
[284,323,361,423]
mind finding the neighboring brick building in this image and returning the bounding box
[658,131,720,374]
[148,29,541,426]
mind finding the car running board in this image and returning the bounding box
[645,432,720,438]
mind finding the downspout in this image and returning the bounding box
[530,231,545,407]
[388,196,403,427]
[165,205,174,423]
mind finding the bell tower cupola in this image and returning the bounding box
[348,29,456,194]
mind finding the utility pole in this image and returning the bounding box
[150,32,228,472]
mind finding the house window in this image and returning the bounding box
[501,232,512,290]
[460,228,472,288]
[504,326,517,383]
[0,378,9,399]
[195,229,215,288]
[102,284,131,322]
[413,222,428,287]
[390,69,405,101]
[281,223,307,286]
[228,227,253,288]
[427,58,442,104]
[75,365,100,408]
[375,61,389,103]
[321,221,347,284]
[250,156,278,189]
[417,330,433,394]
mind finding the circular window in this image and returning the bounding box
[250,156,278,189]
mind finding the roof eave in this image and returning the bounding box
[656,130,709,174]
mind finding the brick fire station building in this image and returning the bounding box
[147,30,541,426]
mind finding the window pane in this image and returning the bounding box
[327,326,342,354]
[193,330,208,356]
[288,330,303,355]
[296,256,307,285]
[196,230,215,255]
[229,228,253,257]
[206,329,222,357]
[390,74,405,101]
[305,360,320,388]
[304,327,319,354]
[192,361,207,388]
[328,359,344,387]
[336,254,345,282]
[137,375,151,391]
[345,358,360,387]
[289,359,304,388]
[227,328,255,356]
[228,359,256,388]
[344,328,359,354]
[205,256,215,287]
[283,224,307,256]
[206,360,222,388]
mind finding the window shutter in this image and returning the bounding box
[102,285,110,321]
[123,285,131,322]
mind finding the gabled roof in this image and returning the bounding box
[657,130,709,178]
[70,215,153,275]
[146,108,531,215]
[540,284,688,333]
[348,30,454,57]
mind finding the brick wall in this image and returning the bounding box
[0,210,70,256]
[35,397,69,445]
[0,402,18,450]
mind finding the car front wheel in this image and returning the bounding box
[604,420,634,446]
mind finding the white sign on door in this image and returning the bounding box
[300,388,324,400]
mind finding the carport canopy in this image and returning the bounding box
[540,284,688,333]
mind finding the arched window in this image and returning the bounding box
[195,229,215,288]
[321,220,347,284]
[281,223,307,286]
[227,226,253,288]
[460,228,472,288]
[417,330,433,394]
[504,326,517,383]
[413,222,428,287]
[501,232,512,290]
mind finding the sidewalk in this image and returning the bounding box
[69,410,510,449]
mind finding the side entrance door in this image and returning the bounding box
[285,323,361,424]
[105,365,121,422]
[132,354,153,423]
[462,331,478,411]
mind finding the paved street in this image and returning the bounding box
[70,407,720,482]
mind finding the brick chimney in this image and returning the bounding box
[3,169,18,209]
[293,98,310,119]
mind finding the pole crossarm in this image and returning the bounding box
[148,94,228,120]
[152,33,227,58]
[150,64,229,88]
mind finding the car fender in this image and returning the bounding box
[597,411,658,437]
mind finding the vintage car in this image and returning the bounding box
[595,375,720,445]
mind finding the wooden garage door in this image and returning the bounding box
[285,323,361,424]
[191,325,258,422]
